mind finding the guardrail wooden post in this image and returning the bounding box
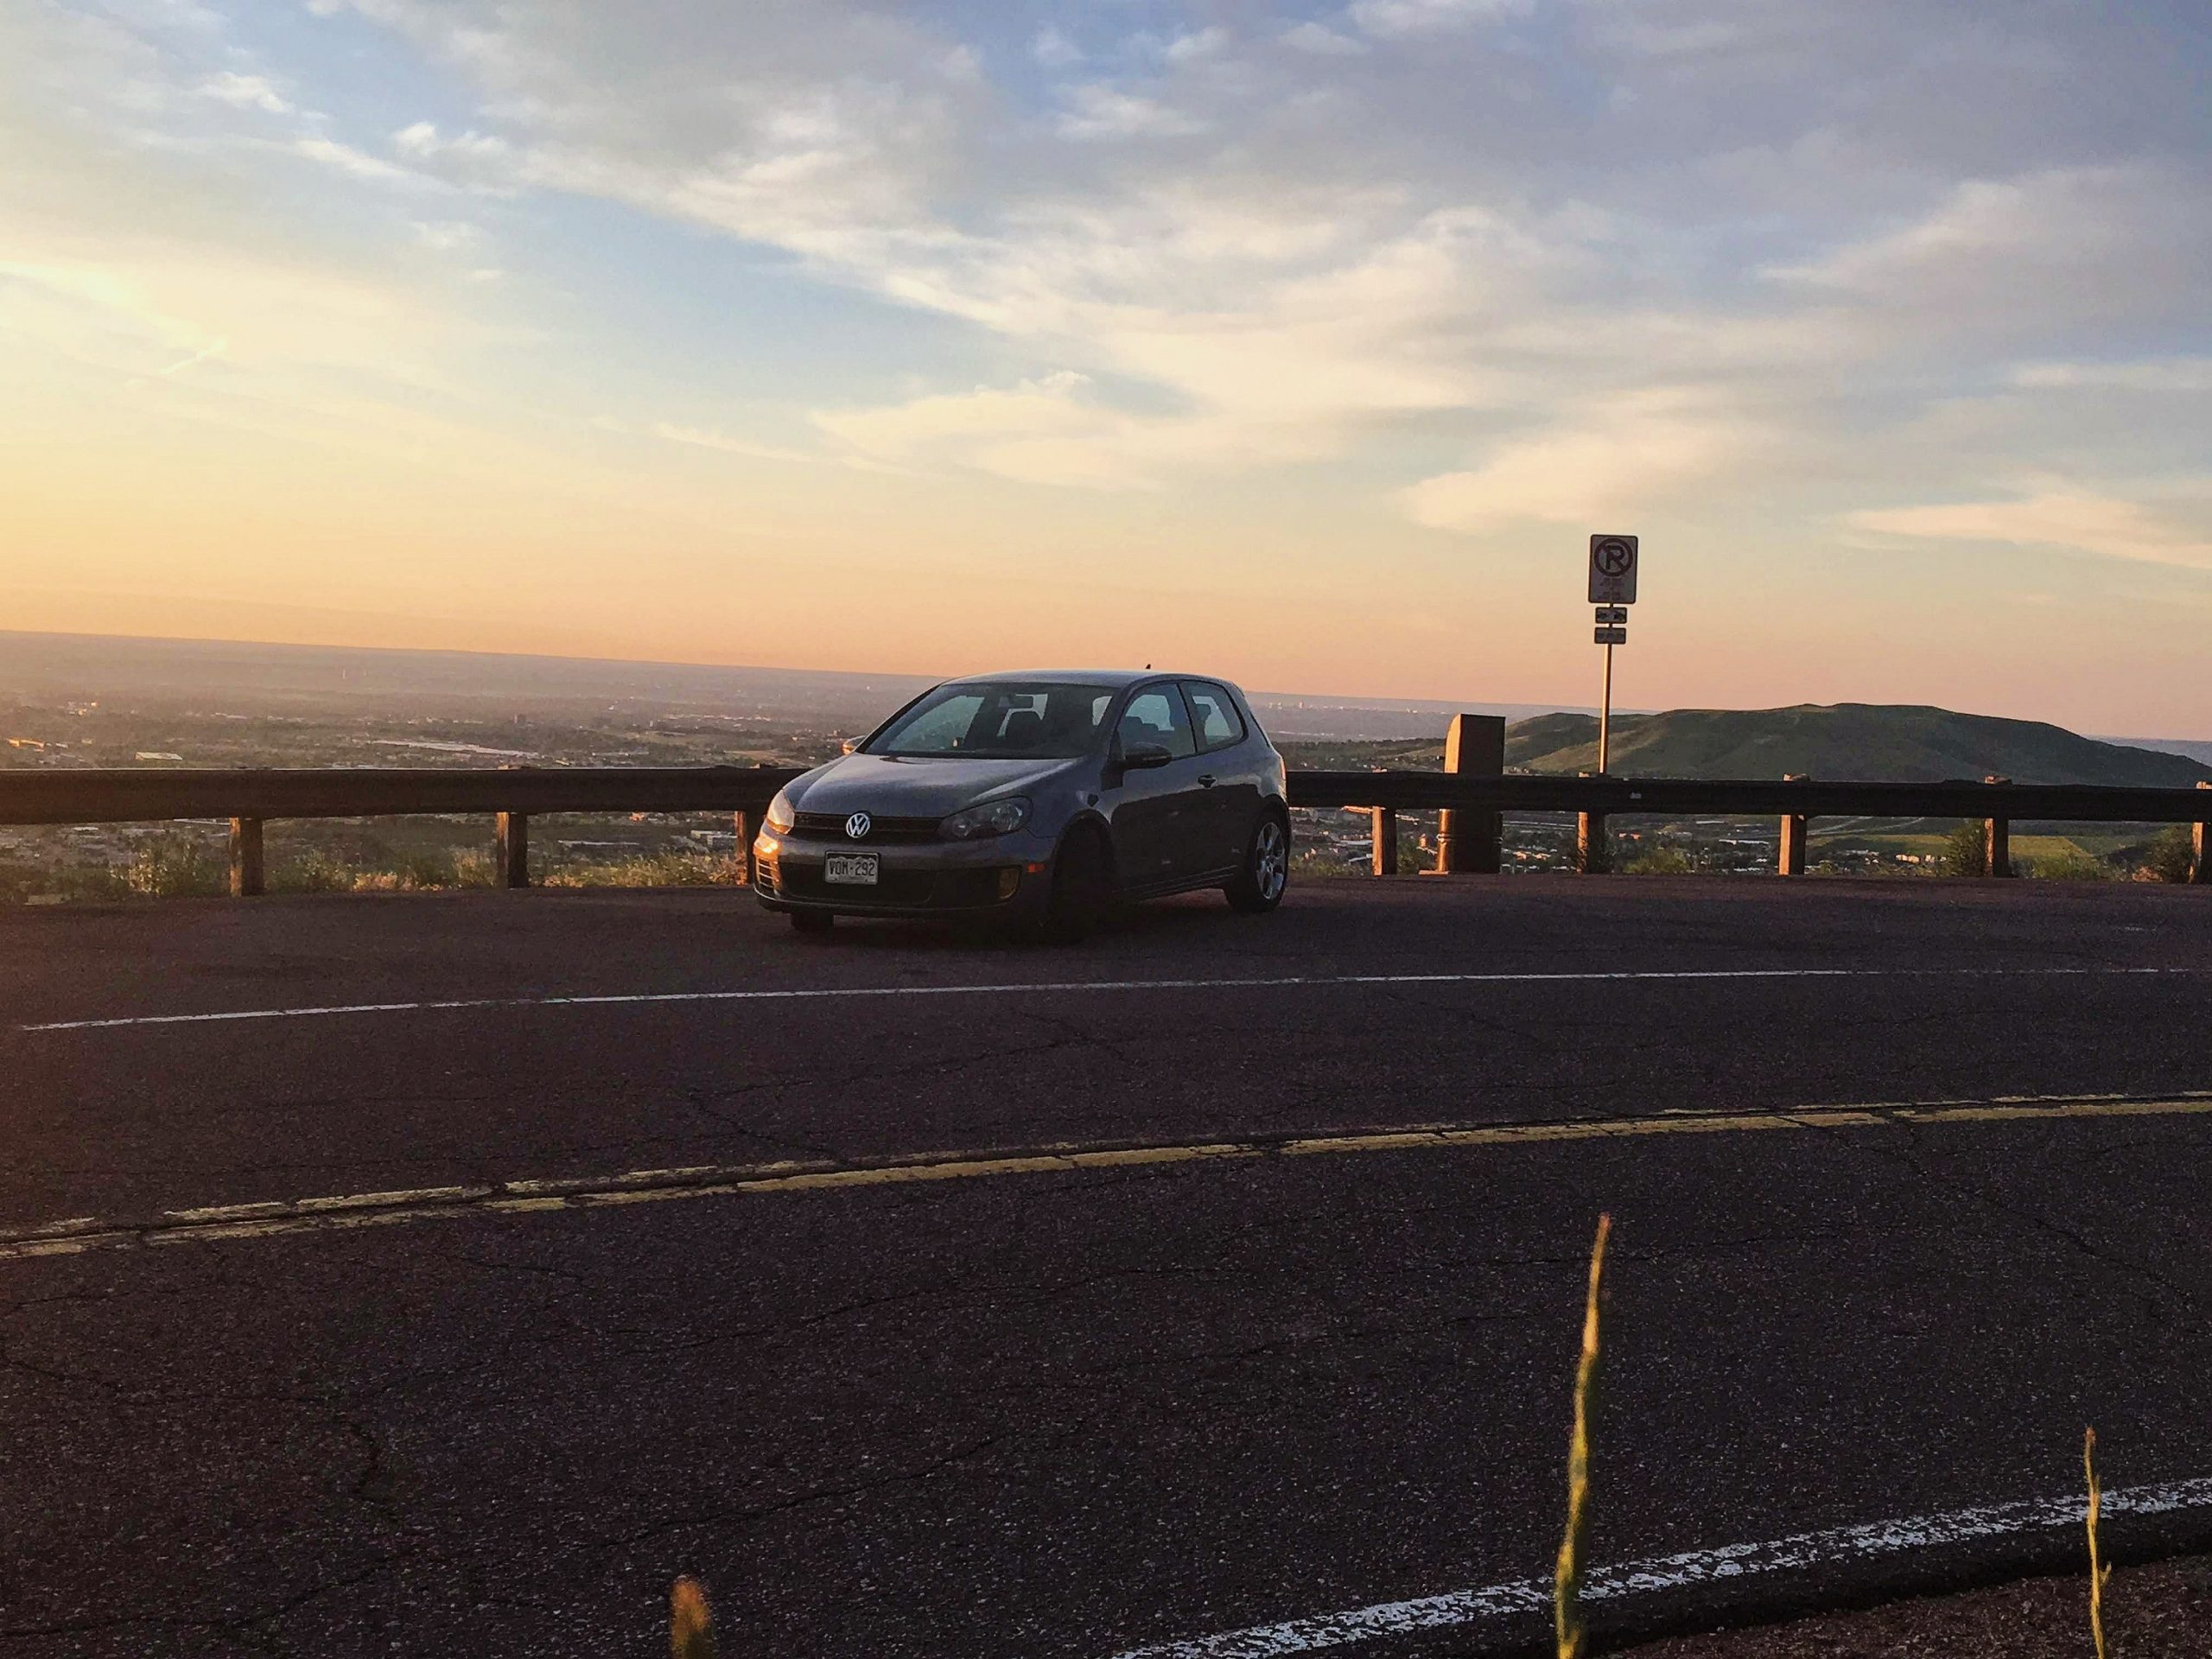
[1433,714,1504,874]
[1577,810,1609,874]
[1576,772,1609,873]
[734,810,754,886]
[1983,776,2013,877]
[1370,806,1398,876]
[1778,775,1809,876]
[228,817,264,897]
[496,811,530,889]
[2195,782,2209,884]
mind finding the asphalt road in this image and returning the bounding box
[2,876,2210,1656]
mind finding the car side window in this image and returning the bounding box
[1119,686,1197,760]
[1181,682,1244,753]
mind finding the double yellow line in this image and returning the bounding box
[4,1093,2209,1264]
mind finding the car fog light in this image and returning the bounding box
[996,868,1021,899]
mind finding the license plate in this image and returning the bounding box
[823,854,879,887]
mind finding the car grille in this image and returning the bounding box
[789,811,941,843]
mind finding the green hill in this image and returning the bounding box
[1505,704,2212,786]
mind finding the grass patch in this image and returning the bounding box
[2133,826,2196,884]
[542,851,747,888]
[124,834,225,898]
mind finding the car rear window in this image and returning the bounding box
[1182,682,1245,753]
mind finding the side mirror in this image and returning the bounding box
[840,739,858,755]
[1119,741,1173,771]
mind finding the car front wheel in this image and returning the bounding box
[1226,813,1289,913]
[1043,823,1115,942]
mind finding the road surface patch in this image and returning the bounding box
[15,964,2209,1033]
[1,1093,2206,1264]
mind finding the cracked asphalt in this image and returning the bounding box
[1,876,2210,1656]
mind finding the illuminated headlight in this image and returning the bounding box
[765,788,796,833]
[940,796,1030,840]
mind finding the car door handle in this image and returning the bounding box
[1198,773,1217,787]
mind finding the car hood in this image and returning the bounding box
[788,753,1082,817]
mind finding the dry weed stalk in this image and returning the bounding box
[672,1575,716,1659]
[2085,1427,2112,1659]
[1555,1212,1612,1659]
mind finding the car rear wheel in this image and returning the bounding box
[789,909,835,934]
[1043,823,1114,943]
[1226,813,1289,914]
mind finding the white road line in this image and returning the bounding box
[1110,1473,2212,1658]
[15,965,2203,1033]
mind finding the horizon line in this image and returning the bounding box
[2,626,2208,745]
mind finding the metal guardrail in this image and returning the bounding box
[0,765,2205,888]
[1292,771,2212,823]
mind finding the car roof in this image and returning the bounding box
[943,669,1233,691]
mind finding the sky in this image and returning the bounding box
[3,0,2209,734]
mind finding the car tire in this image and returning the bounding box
[1225,812,1289,914]
[1043,823,1115,943]
[789,909,835,935]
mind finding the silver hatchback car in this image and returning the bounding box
[753,671,1290,938]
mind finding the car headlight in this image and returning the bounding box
[940,796,1030,840]
[765,788,796,833]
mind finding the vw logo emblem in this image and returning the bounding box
[844,812,872,840]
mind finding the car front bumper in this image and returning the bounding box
[751,828,1056,921]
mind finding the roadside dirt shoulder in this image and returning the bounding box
[1620,1554,2212,1656]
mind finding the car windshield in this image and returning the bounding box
[866,682,1116,759]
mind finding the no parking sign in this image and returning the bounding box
[1588,535,1638,605]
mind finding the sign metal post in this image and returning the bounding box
[1586,537,1638,775]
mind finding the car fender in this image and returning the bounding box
[1053,809,1117,876]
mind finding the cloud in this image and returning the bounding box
[292,136,414,182]
[1848,491,2212,571]
[68,0,2207,536]
[1766,166,2212,346]
[1280,22,1369,55]
[157,336,228,376]
[199,72,292,114]
[2011,359,2212,394]
[653,423,818,465]
[411,219,484,251]
[1164,27,1230,64]
[1401,391,1763,531]
[1055,86,1209,142]
[1351,0,1535,39]
[1032,26,1081,67]
[810,372,1159,489]
[392,120,507,160]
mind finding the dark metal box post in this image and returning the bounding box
[1982,777,2013,877]
[1432,714,1503,874]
